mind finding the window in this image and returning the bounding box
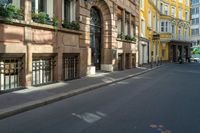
[191,8,195,15]
[125,12,129,35]
[131,23,136,36]
[140,0,144,10]
[196,7,199,14]
[32,0,53,18]
[32,58,54,86]
[63,54,79,80]
[117,16,122,34]
[161,22,164,32]
[172,24,176,39]
[141,19,145,36]
[153,16,156,31]
[160,20,170,33]
[62,0,76,22]
[148,10,152,27]
[164,4,169,15]
[185,0,189,6]
[0,59,22,91]
[171,7,176,17]
[178,27,182,40]
[165,22,168,32]
[184,28,188,40]
[131,16,136,36]
[192,28,199,36]
[192,18,199,25]
[185,11,188,21]
[1,0,20,8]
[179,8,182,19]
[160,3,164,14]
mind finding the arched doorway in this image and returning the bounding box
[90,7,102,70]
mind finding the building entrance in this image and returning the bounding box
[90,7,102,70]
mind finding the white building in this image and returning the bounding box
[191,0,200,48]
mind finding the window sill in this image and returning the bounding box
[116,38,136,44]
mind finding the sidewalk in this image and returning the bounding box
[0,65,162,119]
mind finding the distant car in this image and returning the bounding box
[190,57,200,62]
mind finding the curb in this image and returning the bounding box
[0,65,162,120]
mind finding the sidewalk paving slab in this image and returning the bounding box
[0,64,162,119]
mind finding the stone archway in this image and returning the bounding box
[87,0,113,73]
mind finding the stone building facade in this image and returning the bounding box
[0,0,139,92]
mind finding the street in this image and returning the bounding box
[0,63,200,133]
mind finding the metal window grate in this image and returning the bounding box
[0,59,22,92]
[64,55,79,80]
[32,58,54,86]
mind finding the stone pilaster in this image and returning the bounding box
[24,0,32,22]
[54,0,62,28]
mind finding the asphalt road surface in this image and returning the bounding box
[0,63,200,133]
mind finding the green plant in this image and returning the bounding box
[62,21,80,31]
[117,32,125,40]
[32,12,50,24]
[192,50,200,55]
[125,35,131,40]
[52,16,58,27]
[117,32,136,43]
[130,36,136,42]
[0,3,23,21]
[0,2,7,17]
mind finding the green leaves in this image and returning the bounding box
[117,32,136,43]
[0,3,23,21]
[32,12,51,24]
[62,21,80,31]
[192,50,200,55]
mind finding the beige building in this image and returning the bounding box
[0,0,139,92]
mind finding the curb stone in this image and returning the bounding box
[0,65,162,120]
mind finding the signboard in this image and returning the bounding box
[152,34,160,40]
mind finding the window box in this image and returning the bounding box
[117,32,136,43]
[62,21,80,31]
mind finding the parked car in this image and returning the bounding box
[190,57,200,62]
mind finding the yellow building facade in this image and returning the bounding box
[139,0,191,65]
